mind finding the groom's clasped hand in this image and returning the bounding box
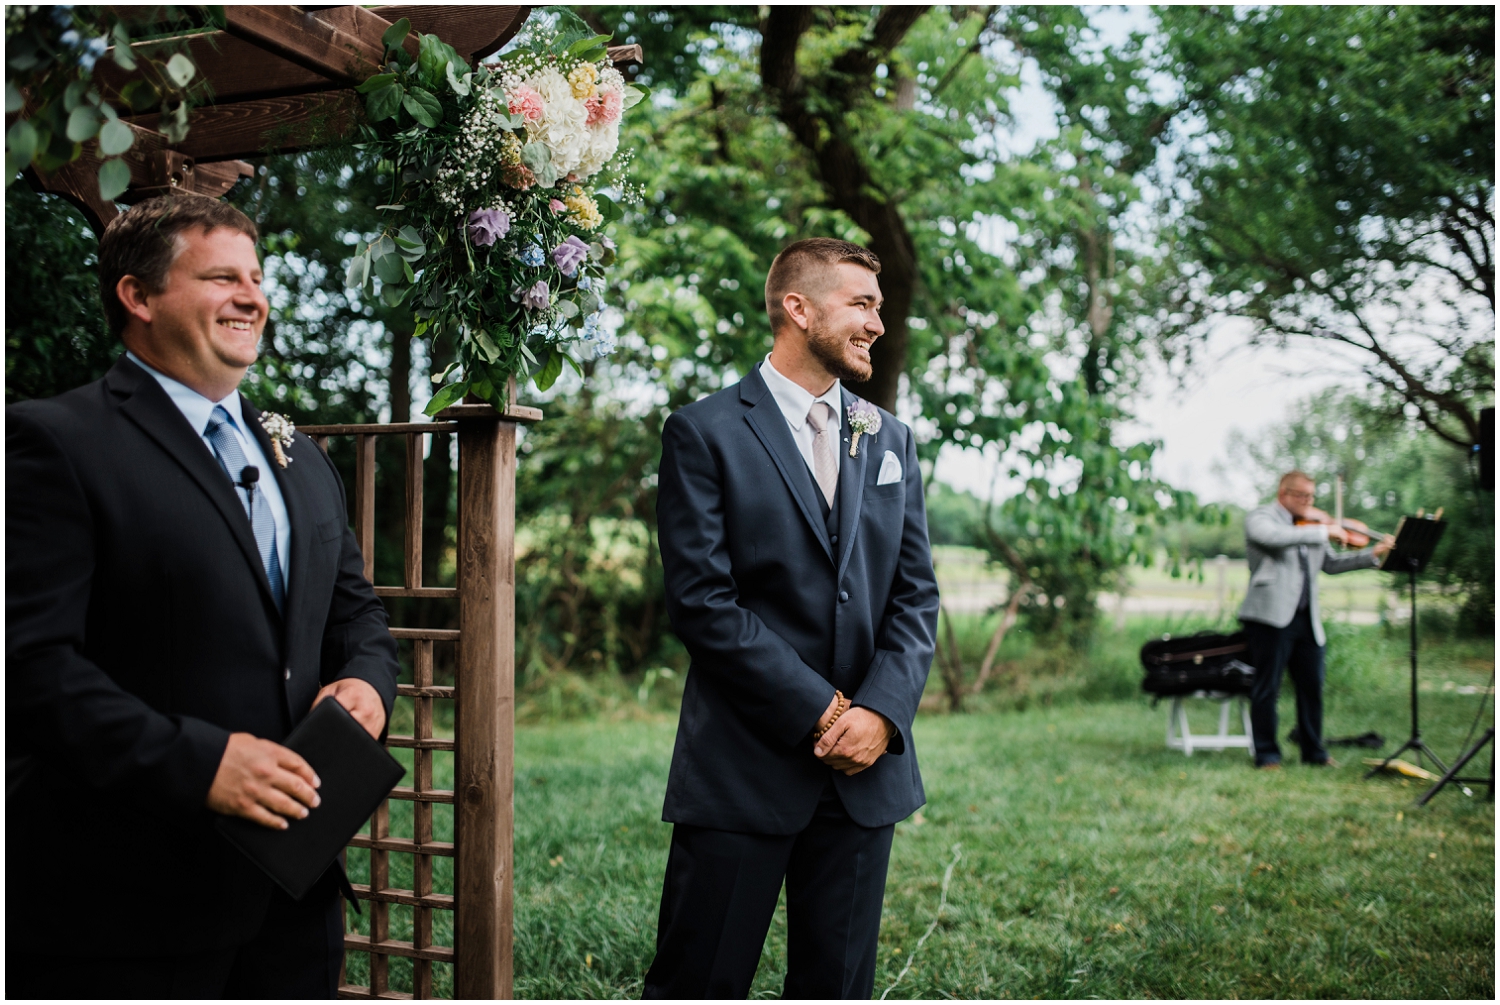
[812,696,895,775]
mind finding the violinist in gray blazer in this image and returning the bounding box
[1239,471,1392,768]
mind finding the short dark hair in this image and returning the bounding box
[98,194,259,336]
[764,237,881,330]
[1279,470,1315,492]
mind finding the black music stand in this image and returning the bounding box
[1363,517,1449,781]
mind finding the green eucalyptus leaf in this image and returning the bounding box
[355,72,397,95]
[418,34,463,89]
[562,353,585,378]
[344,253,371,290]
[65,105,101,144]
[475,329,501,362]
[371,235,396,259]
[533,349,564,392]
[557,298,580,319]
[403,258,416,283]
[165,52,196,87]
[97,118,134,156]
[160,102,190,145]
[445,61,471,97]
[5,81,23,114]
[567,34,613,55]
[365,81,404,122]
[622,83,649,109]
[97,157,131,200]
[380,283,409,307]
[424,379,469,416]
[518,342,538,365]
[403,87,442,128]
[63,80,88,113]
[381,17,412,53]
[6,119,38,178]
[373,252,406,284]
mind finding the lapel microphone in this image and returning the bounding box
[237,465,260,508]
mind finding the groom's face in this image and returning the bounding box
[803,262,885,382]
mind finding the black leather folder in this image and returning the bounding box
[216,696,406,901]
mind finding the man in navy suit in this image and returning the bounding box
[7,195,398,997]
[643,238,940,998]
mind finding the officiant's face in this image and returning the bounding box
[127,225,268,391]
[805,262,884,382]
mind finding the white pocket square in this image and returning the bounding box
[876,450,903,486]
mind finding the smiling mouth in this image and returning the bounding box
[851,336,873,354]
[218,319,254,332]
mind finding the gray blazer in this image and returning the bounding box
[1238,501,1381,645]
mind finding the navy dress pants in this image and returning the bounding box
[7,867,344,999]
[643,778,896,1000]
[1243,609,1329,766]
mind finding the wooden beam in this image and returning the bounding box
[97,32,344,109]
[98,7,528,110]
[607,44,644,72]
[373,5,529,63]
[222,6,389,85]
[125,91,360,163]
[28,119,253,232]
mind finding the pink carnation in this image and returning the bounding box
[507,86,545,123]
[585,89,623,127]
[549,198,566,214]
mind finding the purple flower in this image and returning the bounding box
[467,208,510,247]
[552,235,590,277]
[521,280,551,310]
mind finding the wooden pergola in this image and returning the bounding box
[24,7,640,999]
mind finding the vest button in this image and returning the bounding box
[838,590,849,603]
[830,534,839,545]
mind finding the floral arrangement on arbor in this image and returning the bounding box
[344,9,643,413]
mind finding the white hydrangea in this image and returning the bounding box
[526,67,592,178]
[572,67,625,180]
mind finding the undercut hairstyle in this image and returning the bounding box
[764,237,881,330]
[1279,470,1315,492]
[98,194,259,336]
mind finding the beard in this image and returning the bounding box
[806,318,873,383]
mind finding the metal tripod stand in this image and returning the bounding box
[1364,563,1448,778]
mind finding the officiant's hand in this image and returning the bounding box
[312,677,386,739]
[814,707,895,776]
[207,733,321,830]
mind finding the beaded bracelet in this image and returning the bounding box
[813,690,851,742]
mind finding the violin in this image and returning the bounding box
[1294,506,1376,548]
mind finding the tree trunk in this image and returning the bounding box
[760,6,929,412]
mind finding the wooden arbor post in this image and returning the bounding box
[304,398,539,999]
[453,408,519,1000]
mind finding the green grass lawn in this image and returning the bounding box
[346,625,1495,998]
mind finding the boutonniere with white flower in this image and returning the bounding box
[847,399,882,457]
[259,412,296,468]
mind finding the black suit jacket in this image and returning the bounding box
[656,365,939,833]
[6,356,399,955]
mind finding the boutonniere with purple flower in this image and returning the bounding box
[847,399,882,457]
[259,412,296,468]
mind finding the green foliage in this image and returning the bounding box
[1158,5,1495,449]
[4,183,118,402]
[341,621,1496,998]
[4,6,217,196]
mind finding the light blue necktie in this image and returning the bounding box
[204,405,285,613]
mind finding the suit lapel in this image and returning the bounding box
[242,398,307,634]
[834,389,869,580]
[109,359,281,618]
[740,368,835,564]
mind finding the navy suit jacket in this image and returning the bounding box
[6,356,399,955]
[656,365,939,833]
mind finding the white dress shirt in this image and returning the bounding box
[759,355,842,481]
[127,352,291,581]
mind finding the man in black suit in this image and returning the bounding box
[7,195,399,997]
[643,238,940,998]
